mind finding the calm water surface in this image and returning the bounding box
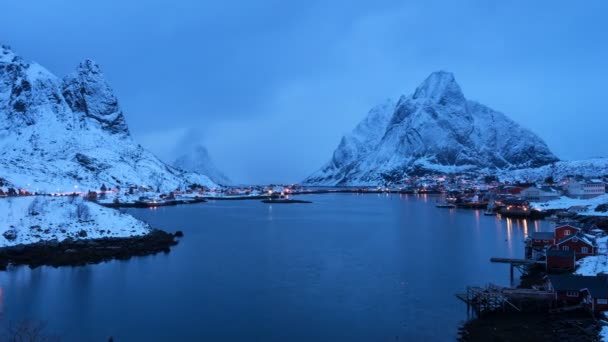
[0,194,550,341]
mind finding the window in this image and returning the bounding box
[598,299,608,305]
[582,247,589,254]
[564,230,571,236]
[566,291,579,297]
[562,246,570,251]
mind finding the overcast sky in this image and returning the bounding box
[2,1,607,184]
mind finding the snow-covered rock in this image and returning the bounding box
[0,196,151,247]
[0,45,215,193]
[173,145,231,185]
[304,71,558,186]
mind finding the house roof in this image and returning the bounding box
[530,232,554,240]
[556,232,595,246]
[548,275,608,297]
[555,224,581,231]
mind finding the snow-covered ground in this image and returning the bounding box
[601,325,608,342]
[574,237,608,276]
[531,194,608,216]
[0,196,151,247]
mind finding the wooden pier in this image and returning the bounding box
[490,257,545,284]
[456,283,555,316]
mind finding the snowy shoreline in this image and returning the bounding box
[0,196,180,269]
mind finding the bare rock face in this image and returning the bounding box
[305,71,558,186]
[62,59,129,135]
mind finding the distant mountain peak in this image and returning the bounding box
[412,70,464,104]
[304,71,559,186]
[173,144,231,185]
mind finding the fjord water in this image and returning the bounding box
[0,194,549,341]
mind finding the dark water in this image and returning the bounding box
[0,194,550,341]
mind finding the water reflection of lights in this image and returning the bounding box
[506,218,514,253]
[523,219,528,237]
[534,220,540,232]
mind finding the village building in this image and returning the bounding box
[546,249,576,272]
[564,178,606,198]
[554,224,581,241]
[555,232,597,259]
[547,274,608,312]
[519,185,561,202]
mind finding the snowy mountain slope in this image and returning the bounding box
[0,45,215,192]
[0,196,151,247]
[304,99,395,185]
[304,71,558,185]
[172,145,231,185]
[494,158,608,182]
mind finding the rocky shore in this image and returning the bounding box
[458,312,601,342]
[0,229,181,270]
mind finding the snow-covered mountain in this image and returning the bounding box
[304,71,559,186]
[0,45,215,192]
[173,145,231,185]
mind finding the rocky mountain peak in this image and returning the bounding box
[304,71,559,186]
[0,44,216,192]
[62,60,129,135]
[412,71,465,105]
[77,59,102,75]
[0,45,17,63]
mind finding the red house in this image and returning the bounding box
[554,224,581,241]
[529,232,555,247]
[555,232,596,259]
[548,274,608,312]
[546,248,576,272]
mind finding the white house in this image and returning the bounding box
[520,186,561,202]
[565,178,606,198]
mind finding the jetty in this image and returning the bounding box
[490,257,545,284]
[455,283,555,316]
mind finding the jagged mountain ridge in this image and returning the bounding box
[0,45,215,192]
[304,71,559,185]
[173,145,231,185]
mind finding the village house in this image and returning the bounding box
[546,249,576,272]
[547,274,608,313]
[565,178,606,198]
[555,232,597,259]
[529,232,555,247]
[554,224,581,241]
[519,185,561,202]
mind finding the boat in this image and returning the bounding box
[436,202,456,208]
